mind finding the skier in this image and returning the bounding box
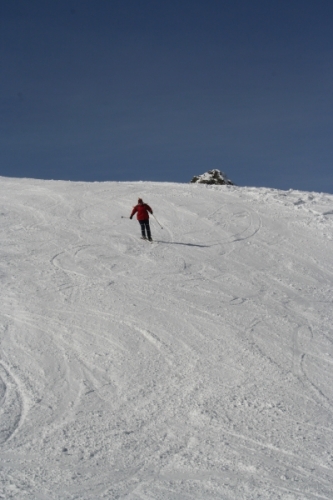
[130,198,153,241]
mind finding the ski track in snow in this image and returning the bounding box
[0,177,333,499]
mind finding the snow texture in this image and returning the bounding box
[1,176,333,499]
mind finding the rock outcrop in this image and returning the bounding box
[190,169,234,185]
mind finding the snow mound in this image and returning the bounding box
[190,169,234,185]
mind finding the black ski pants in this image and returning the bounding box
[139,219,152,239]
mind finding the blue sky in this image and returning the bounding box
[1,0,333,192]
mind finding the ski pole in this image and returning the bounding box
[121,216,130,219]
[152,214,163,229]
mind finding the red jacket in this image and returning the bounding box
[131,203,153,220]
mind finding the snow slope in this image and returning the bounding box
[1,177,333,499]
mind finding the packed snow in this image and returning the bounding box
[1,177,333,499]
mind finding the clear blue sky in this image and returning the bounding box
[1,0,333,192]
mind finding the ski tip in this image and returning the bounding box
[140,237,154,243]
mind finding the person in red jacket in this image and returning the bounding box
[130,198,153,241]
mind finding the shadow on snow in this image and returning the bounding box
[155,240,211,248]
